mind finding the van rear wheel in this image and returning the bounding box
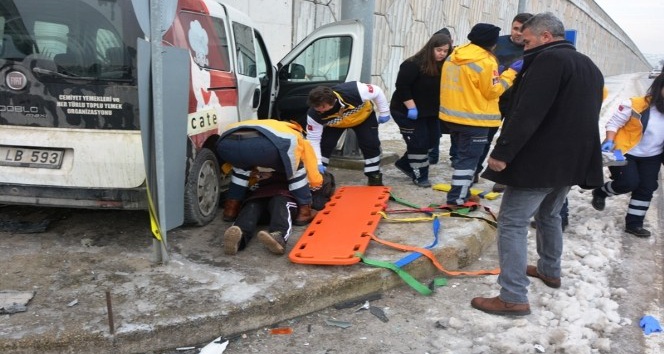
[184,148,221,226]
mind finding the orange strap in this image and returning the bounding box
[369,233,500,276]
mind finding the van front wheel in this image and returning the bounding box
[184,148,221,226]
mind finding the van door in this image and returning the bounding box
[268,19,364,127]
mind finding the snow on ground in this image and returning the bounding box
[379,73,664,353]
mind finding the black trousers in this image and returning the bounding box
[233,195,297,250]
[320,115,381,176]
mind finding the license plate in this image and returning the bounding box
[0,145,65,169]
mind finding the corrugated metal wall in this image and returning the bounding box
[250,0,651,96]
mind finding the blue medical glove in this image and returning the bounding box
[640,315,662,335]
[378,115,391,124]
[601,140,615,152]
[318,164,326,174]
[407,107,418,120]
[509,59,523,73]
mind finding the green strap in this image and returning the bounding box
[429,277,448,290]
[389,192,421,209]
[357,253,433,296]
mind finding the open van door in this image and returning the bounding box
[268,19,364,127]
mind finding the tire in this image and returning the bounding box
[184,148,221,226]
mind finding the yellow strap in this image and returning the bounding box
[432,183,501,200]
[378,211,452,222]
[146,187,162,241]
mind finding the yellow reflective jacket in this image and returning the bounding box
[614,97,651,154]
[439,43,517,127]
[221,119,323,188]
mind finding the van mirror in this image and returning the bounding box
[289,63,306,80]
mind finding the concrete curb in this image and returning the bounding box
[1,218,496,354]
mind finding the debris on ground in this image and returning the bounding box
[269,327,293,335]
[199,336,229,354]
[324,318,352,329]
[369,306,389,323]
[0,290,35,314]
[332,292,382,310]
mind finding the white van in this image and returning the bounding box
[0,0,364,226]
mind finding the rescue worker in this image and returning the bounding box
[439,23,522,207]
[215,119,322,226]
[306,82,391,186]
[591,70,664,238]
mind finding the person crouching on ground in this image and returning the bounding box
[306,82,391,186]
[215,119,322,227]
[590,70,664,238]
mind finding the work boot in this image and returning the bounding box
[223,226,243,255]
[367,172,383,186]
[591,189,606,211]
[222,199,241,222]
[257,230,286,255]
[470,296,531,316]
[394,158,414,180]
[294,204,316,226]
[413,167,431,188]
[625,226,651,238]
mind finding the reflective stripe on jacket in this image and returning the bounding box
[438,43,517,127]
[221,119,323,188]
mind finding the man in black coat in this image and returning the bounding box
[471,12,604,316]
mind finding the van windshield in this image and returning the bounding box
[0,0,135,80]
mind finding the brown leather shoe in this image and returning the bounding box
[222,199,241,222]
[471,296,531,316]
[294,204,317,226]
[526,265,561,288]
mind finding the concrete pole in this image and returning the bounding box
[518,0,527,13]
[341,0,374,83]
[149,0,169,264]
[334,0,375,160]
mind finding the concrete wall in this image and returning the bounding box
[238,0,651,96]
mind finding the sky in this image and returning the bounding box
[594,0,663,54]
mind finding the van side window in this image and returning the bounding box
[210,17,231,71]
[180,12,230,72]
[286,36,353,82]
[232,22,257,77]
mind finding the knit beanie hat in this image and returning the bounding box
[467,23,500,48]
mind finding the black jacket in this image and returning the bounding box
[482,41,604,188]
[389,59,441,117]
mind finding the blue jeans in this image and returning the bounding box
[497,186,570,304]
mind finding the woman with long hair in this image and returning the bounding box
[390,33,452,187]
[591,70,664,237]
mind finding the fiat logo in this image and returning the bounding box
[6,71,27,90]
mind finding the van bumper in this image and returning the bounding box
[0,183,148,209]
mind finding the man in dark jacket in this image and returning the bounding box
[471,12,604,316]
